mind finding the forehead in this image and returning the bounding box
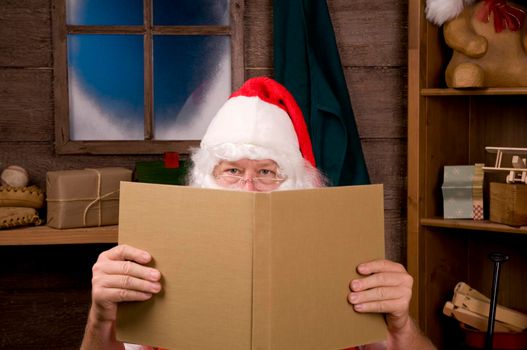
[216,159,278,168]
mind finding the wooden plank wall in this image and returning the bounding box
[0,0,408,348]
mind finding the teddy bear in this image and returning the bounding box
[426,0,527,88]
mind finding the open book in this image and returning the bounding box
[116,182,387,349]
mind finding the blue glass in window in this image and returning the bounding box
[66,0,143,26]
[153,0,229,25]
[153,35,231,140]
[68,34,144,140]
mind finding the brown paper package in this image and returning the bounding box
[46,167,132,229]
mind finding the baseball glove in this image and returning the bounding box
[0,185,44,208]
[0,207,42,229]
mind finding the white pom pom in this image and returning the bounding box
[426,0,476,26]
[1,165,29,187]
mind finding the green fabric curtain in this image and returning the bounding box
[273,0,370,186]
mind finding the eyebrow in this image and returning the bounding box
[222,161,277,168]
[254,161,277,167]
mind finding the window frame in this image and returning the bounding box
[52,0,244,155]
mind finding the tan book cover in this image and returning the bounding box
[116,182,387,349]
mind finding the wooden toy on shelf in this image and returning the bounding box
[482,146,527,185]
[443,282,527,349]
[483,146,527,226]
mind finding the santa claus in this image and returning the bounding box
[80,77,434,350]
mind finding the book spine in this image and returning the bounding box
[251,194,271,350]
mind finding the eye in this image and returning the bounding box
[225,168,241,175]
[258,168,276,177]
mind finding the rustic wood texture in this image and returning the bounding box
[363,139,407,264]
[244,0,273,69]
[328,0,407,67]
[0,69,53,142]
[424,97,470,217]
[0,144,161,190]
[406,0,423,319]
[0,0,52,67]
[144,0,154,140]
[490,183,527,226]
[230,0,246,89]
[0,0,409,347]
[345,67,407,138]
[0,225,118,246]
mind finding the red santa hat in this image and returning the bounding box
[189,77,324,189]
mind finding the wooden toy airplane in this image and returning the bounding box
[483,147,527,184]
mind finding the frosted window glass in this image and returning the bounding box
[153,36,231,140]
[68,34,144,140]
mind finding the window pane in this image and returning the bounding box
[68,34,144,140]
[153,36,231,140]
[66,0,143,25]
[153,0,229,25]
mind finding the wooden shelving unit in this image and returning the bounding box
[421,218,527,235]
[408,0,527,348]
[0,225,118,245]
[421,88,527,96]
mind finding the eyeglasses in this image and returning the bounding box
[215,174,287,190]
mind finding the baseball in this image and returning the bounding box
[1,165,29,187]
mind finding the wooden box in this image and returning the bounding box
[490,182,527,226]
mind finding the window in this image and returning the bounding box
[52,0,244,154]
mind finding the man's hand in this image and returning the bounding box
[81,244,162,350]
[348,259,412,332]
[90,244,162,323]
[348,259,436,350]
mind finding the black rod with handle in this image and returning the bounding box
[485,252,509,350]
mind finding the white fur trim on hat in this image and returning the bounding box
[426,0,477,25]
[200,95,301,162]
[197,94,313,187]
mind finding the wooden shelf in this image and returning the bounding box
[421,218,527,235]
[421,88,527,96]
[0,225,118,245]
[408,0,527,347]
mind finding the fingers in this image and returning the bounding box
[348,259,413,321]
[356,259,406,275]
[99,244,153,265]
[92,274,161,304]
[94,274,161,295]
[92,244,162,304]
[350,271,413,292]
[348,285,408,305]
[93,258,161,283]
[105,289,154,303]
[350,296,409,315]
[348,285,410,312]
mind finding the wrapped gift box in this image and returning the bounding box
[442,164,484,219]
[46,167,132,229]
